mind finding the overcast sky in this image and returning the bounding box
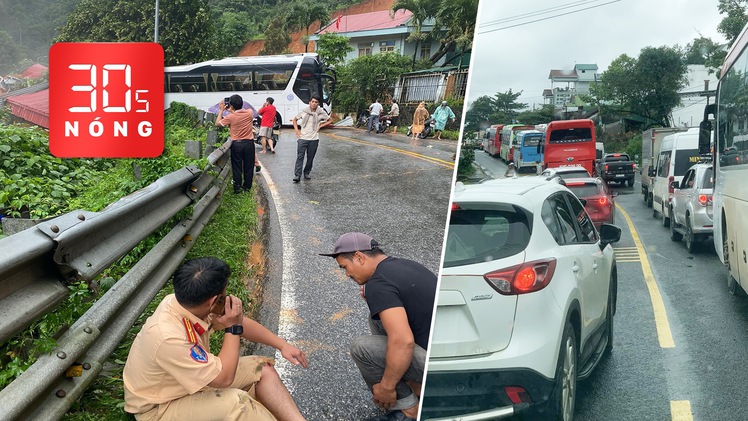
[466,0,727,110]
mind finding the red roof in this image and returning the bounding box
[6,89,49,129]
[21,64,48,79]
[318,9,412,34]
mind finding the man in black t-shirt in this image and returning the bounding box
[321,232,436,421]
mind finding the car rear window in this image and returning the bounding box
[566,183,599,198]
[700,167,714,188]
[558,170,590,179]
[444,204,531,268]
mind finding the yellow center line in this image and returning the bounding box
[671,400,693,421]
[616,203,675,348]
[325,132,456,169]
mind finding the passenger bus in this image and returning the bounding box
[699,21,748,294]
[164,53,336,124]
[541,119,597,175]
[513,129,544,171]
[484,124,504,157]
[500,124,534,163]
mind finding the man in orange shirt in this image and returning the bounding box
[123,257,309,420]
[216,94,257,194]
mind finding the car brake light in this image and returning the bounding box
[604,164,609,171]
[598,196,608,205]
[698,194,714,206]
[668,176,674,195]
[451,203,460,211]
[484,258,557,295]
[505,386,532,404]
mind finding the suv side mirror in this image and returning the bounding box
[670,180,679,189]
[599,223,621,249]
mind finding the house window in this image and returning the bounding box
[379,40,396,53]
[420,44,431,60]
[358,43,373,57]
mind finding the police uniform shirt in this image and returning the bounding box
[123,294,221,414]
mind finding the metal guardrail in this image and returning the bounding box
[0,138,233,420]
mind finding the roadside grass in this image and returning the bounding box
[62,188,260,420]
[0,103,264,419]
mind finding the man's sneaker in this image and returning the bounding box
[293,177,300,183]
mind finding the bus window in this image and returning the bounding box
[166,71,208,93]
[549,128,593,143]
[253,63,295,91]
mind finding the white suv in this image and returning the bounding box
[422,177,621,420]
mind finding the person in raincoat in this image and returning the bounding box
[431,101,455,140]
[411,102,429,140]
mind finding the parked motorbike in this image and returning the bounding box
[377,115,392,133]
[354,111,369,129]
[253,113,281,148]
[406,116,435,139]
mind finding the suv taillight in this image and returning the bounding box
[668,176,674,196]
[484,258,557,295]
[698,194,713,206]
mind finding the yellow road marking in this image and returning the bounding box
[670,400,693,421]
[325,132,456,169]
[616,204,675,348]
[614,247,641,262]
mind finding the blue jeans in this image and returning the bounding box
[294,138,319,178]
[367,114,380,132]
[350,319,425,410]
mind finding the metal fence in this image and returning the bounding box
[0,138,234,420]
[394,68,470,104]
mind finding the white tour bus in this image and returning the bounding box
[699,21,748,294]
[164,53,336,124]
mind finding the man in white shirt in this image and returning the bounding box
[368,99,383,133]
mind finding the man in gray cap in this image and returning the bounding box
[320,233,437,421]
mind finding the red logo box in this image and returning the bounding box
[49,42,164,158]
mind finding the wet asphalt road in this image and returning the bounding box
[250,127,457,420]
[471,150,748,420]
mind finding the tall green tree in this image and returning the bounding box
[333,53,412,113]
[431,0,479,65]
[392,0,439,69]
[683,36,723,65]
[55,0,217,66]
[0,30,25,75]
[315,33,353,68]
[591,46,688,128]
[287,1,330,53]
[517,104,556,126]
[259,14,291,55]
[718,0,748,45]
[464,90,526,132]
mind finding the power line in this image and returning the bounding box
[479,0,607,27]
[477,0,621,35]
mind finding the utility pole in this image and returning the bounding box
[154,0,160,43]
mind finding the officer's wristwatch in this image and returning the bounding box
[224,324,243,335]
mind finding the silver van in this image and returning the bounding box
[651,128,702,226]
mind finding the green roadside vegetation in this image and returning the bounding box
[0,103,265,419]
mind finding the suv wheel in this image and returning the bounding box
[549,321,577,421]
[685,217,697,253]
[627,178,634,187]
[669,208,682,241]
[605,279,615,355]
